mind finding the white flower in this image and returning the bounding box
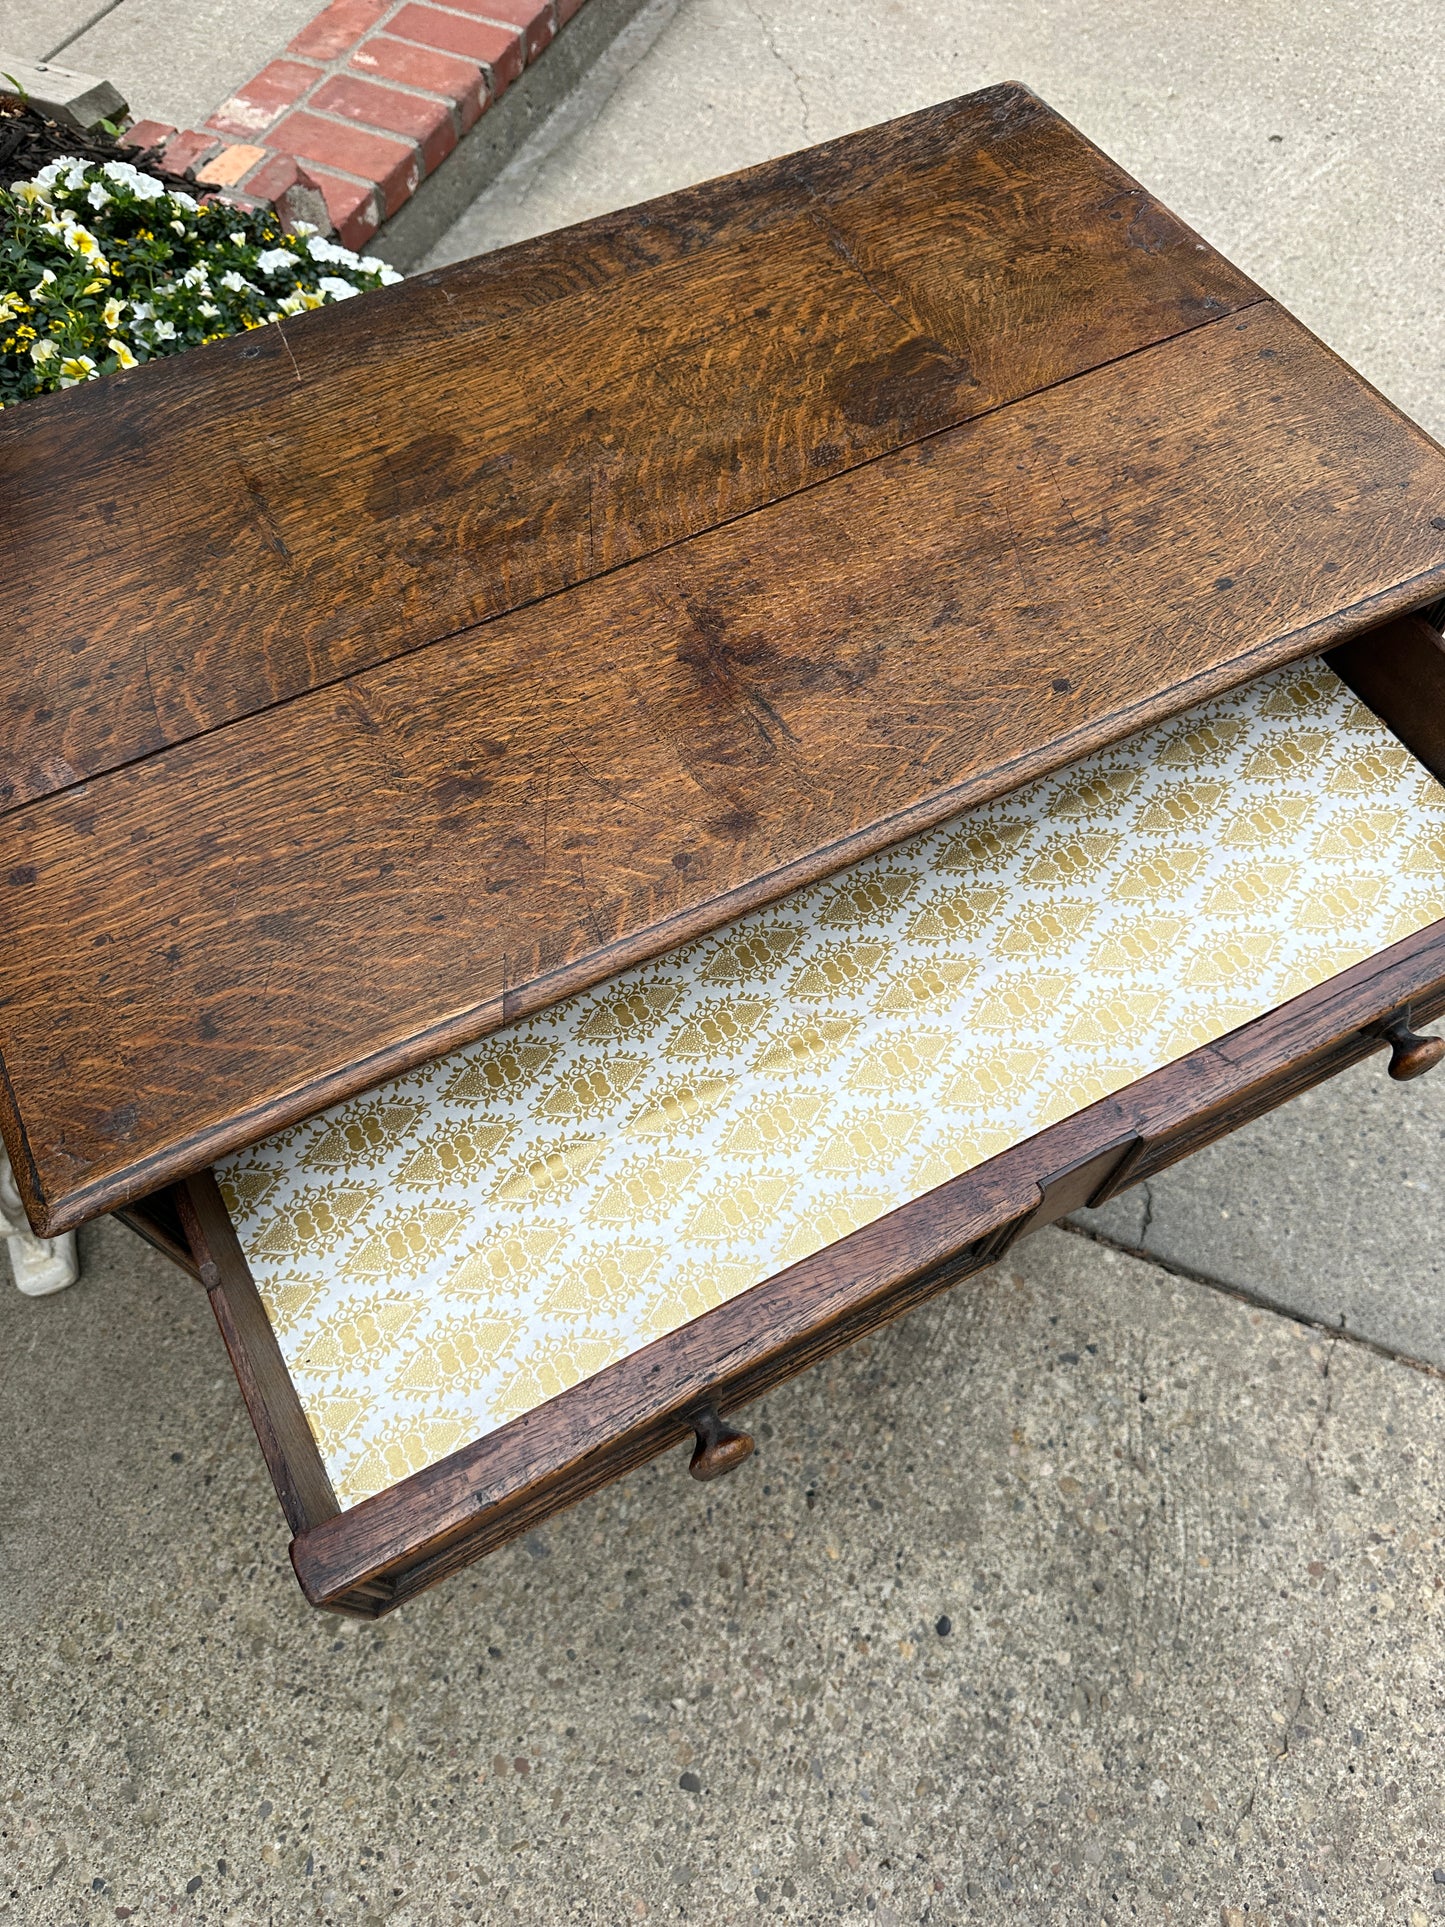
[228,231,246,246]
[256,247,299,275]
[130,299,155,321]
[276,291,307,316]
[305,234,353,266]
[317,275,361,301]
[60,222,106,269]
[171,189,199,211]
[11,182,48,205]
[29,338,58,363]
[219,270,252,293]
[29,268,56,297]
[109,338,138,369]
[87,180,112,210]
[101,296,126,330]
[34,158,88,192]
[198,301,220,318]
[57,354,98,386]
[152,319,177,341]
[181,263,209,287]
[170,219,187,235]
[101,160,166,201]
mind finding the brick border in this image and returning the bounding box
[118,0,588,248]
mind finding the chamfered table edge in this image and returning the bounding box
[9,565,1445,1239]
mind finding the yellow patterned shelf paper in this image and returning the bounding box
[218,661,1445,1507]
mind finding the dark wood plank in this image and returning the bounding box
[1327,614,1445,784]
[6,302,1445,1234]
[0,84,1259,813]
[114,1185,199,1279]
[288,914,1445,1610]
[175,1171,339,1537]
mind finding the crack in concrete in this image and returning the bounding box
[744,0,812,139]
[1138,1177,1155,1244]
[1227,1338,1333,1841]
[1058,1218,1445,1380]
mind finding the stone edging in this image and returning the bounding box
[117,0,588,248]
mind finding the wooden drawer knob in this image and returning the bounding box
[688,1404,754,1482]
[1382,1015,1445,1081]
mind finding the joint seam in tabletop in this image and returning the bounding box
[0,296,1269,829]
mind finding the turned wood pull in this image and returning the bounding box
[1381,1014,1445,1082]
[688,1404,754,1482]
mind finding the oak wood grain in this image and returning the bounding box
[176,1170,339,1536]
[7,302,1445,1234]
[0,85,1258,815]
[288,913,1445,1611]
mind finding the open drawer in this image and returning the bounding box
[119,616,1445,1615]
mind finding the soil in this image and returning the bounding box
[0,95,194,193]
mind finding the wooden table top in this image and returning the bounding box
[6,83,1445,1234]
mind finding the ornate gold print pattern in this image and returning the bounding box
[219,664,1445,1507]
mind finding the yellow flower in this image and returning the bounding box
[0,292,20,323]
[102,296,125,330]
[108,338,137,370]
[84,280,106,296]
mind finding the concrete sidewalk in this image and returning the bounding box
[4,1218,1444,1923]
[1,0,321,138]
[4,2,1445,1920]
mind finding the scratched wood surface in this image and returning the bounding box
[7,294,1445,1234]
[0,84,1256,814]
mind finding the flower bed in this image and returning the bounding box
[2,154,401,406]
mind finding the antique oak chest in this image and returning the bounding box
[5,85,1445,1615]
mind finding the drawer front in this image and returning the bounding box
[1092,961,1445,1205]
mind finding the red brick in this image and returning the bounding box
[232,153,334,232]
[162,130,223,177]
[450,0,554,62]
[269,110,420,214]
[302,168,382,248]
[289,0,390,60]
[557,0,587,21]
[349,36,486,129]
[311,75,457,173]
[194,141,267,186]
[207,59,320,138]
[386,5,523,92]
[118,118,177,154]
[233,151,303,201]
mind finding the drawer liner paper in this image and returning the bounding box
[218,661,1445,1506]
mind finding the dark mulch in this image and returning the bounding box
[0,94,193,193]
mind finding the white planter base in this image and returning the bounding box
[0,1151,80,1297]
